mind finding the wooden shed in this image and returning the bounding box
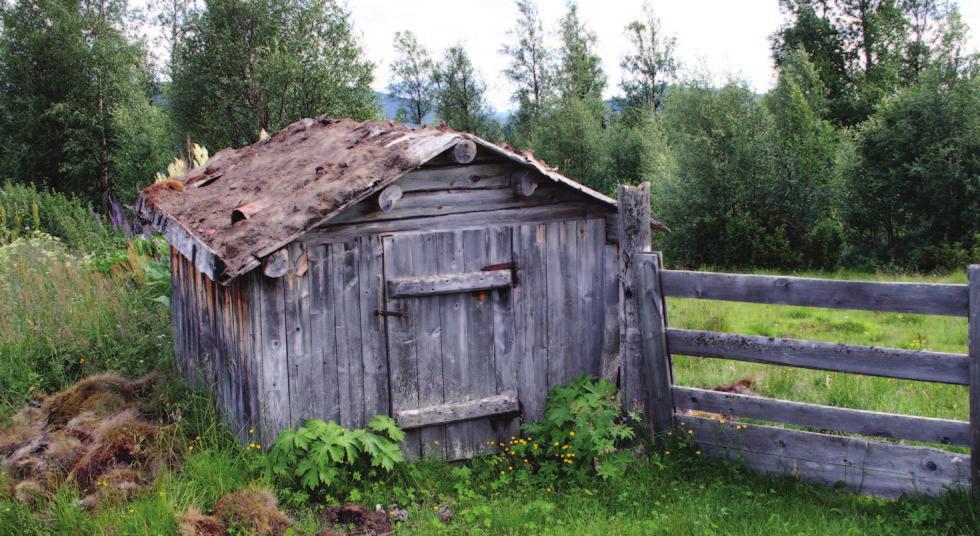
[137,116,653,459]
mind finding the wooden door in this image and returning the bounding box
[382,227,519,460]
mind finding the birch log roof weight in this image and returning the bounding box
[136,115,627,285]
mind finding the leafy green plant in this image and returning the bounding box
[87,236,172,306]
[269,416,406,495]
[490,375,640,485]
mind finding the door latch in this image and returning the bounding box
[374,308,408,318]
[481,262,517,286]
[481,262,515,272]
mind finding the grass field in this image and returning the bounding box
[1,245,977,535]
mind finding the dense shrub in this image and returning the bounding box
[0,182,123,254]
[844,72,980,272]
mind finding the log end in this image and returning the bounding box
[263,248,289,278]
[451,140,478,164]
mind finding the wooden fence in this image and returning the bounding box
[617,185,980,498]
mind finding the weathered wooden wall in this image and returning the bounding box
[171,247,259,442]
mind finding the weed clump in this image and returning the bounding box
[177,507,225,536]
[0,373,169,510]
[320,504,392,535]
[70,411,163,491]
[212,487,292,536]
[12,480,47,507]
[42,373,155,426]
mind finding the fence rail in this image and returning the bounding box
[660,269,970,316]
[673,386,970,446]
[618,180,980,499]
[666,328,970,385]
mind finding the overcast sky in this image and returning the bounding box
[347,0,980,112]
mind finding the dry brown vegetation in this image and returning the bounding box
[212,487,293,536]
[0,373,174,510]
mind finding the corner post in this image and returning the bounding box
[969,265,980,494]
[636,252,674,438]
[617,183,652,420]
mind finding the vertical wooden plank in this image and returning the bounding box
[184,255,195,383]
[330,243,354,428]
[229,283,246,438]
[169,248,184,376]
[441,231,469,459]
[258,274,291,441]
[618,183,652,416]
[226,285,239,432]
[241,278,257,437]
[415,233,447,459]
[577,219,603,377]
[286,242,319,424]
[968,264,980,494]
[545,222,565,389]
[600,243,621,384]
[635,252,674,436]
[513,224,549,422]
[358,235,390,421]
[198,266,214,389]
[490,226,519,441]
[210,279,229,433]
[246,273,264,442]
[341,242,366,427]
[460,228,497,457]
[382,235,422,459]
[560,220,580,385]
[186,257,200,386]
[309,245,340,424]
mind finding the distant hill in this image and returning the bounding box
[375,92,510,126]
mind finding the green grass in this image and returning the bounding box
[1,246,977,534]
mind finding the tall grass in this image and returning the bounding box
[0,233,171,412]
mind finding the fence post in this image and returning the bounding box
[617,183,652,419]
[969,265,979,494]
[636,252,674,438]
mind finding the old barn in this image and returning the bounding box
[137,116,653,460]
